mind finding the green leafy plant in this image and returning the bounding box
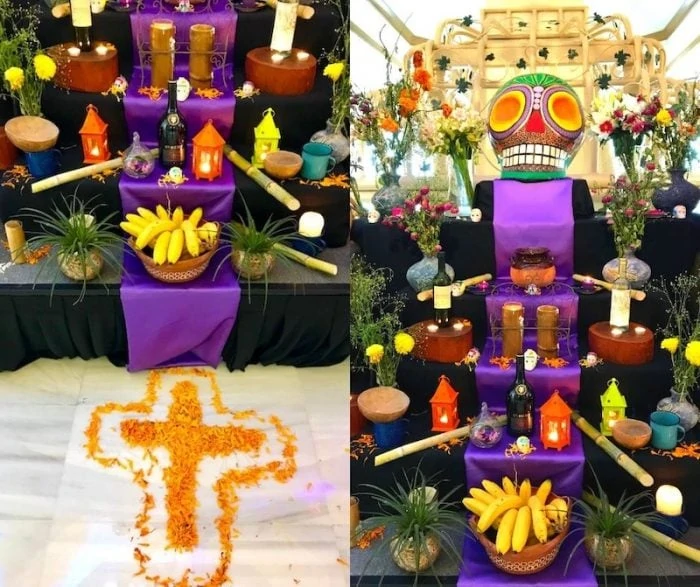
[358,466,468,586]
[21,194,123,304]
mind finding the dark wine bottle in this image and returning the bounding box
[506,354,534,436]
[70,0,92,52]
[433,252,452,327]
[158,80,187,169]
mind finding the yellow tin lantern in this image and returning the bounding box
[253,107,281,168]
[79,104,110,164]
[600,377,627,436]
[192,119,225,181]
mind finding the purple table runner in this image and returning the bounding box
[120,250,240,371]
[120,158,235,222]
[493,179,574,278]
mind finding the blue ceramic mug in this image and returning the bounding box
[25,149,60,178]
[300,142,336,180]
[650,411,685,450]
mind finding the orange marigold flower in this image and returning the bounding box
[380,117,400,133]
[413,67,432,91]
[412,51,424,69]
[441,103,453,118]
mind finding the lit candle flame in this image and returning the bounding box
[439,413,448,424]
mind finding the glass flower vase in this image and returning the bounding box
[371,173,405,217]
[657,388,699,432]
[602,248,651,289]
[406,254,455,292]
[448,157,474,217]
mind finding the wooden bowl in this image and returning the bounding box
[612,418,652,450]
[263,150,303,179]
[469,496,572,575]
[5,116,59,152]
[357,386,410,423]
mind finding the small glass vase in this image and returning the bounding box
[652,168,700,213]
[448,157,474,217]
[310,119,350,163]
[371,173,405,217]
[602,248,651,289]
[406,254,455,292]
[657,388,699,432]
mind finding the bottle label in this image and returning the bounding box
[71,0,92,27]
[162,144,185,164]
[515,384,527,396]
[510,413,533,433]
[433,285,451,309]
[270,2,298,53]
[167,114,180,126]
[610,290,630,328]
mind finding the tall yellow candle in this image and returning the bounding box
[189,24,214,90]
[150,19,175,89]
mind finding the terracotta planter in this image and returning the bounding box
[510,247,555,288]
[584,533,633,570]
[231,250,275,280]
[390,532,441,573]
[58,249,103,281]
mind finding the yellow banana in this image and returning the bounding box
[188,207,204,228]
[462,497,489,517]
[535,479,552,504]
[545,497,568,527]
[167,228,184,264]
[172,206,184,226]
[156,204,170,221]
[125,214,149,229]
[477,495,522,533]
[482,480,506,499]
[137,207,159,222]
[153,231,171,265]
[502,476,518,496]
[528,496,549,544]
[519,479,532,502]
[181,220,200,258]
[511,506,531,553]
[197,222,218,247]
[496,508,518,555]
[135,220,177,250]
[120,221,142,239]
[469,487,496,506]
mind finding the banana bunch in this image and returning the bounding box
[462,477,568,555]
[120,205,219,266]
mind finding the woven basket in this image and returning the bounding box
[128,223,220,284]
[469,496,572,575]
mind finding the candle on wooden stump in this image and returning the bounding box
[67,46,81,57]
[95,44,108,56]
[502,302,524,357]
[537,304,559,358]
[296,50,310,61]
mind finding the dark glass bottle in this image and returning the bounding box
[506,354,534,436]
[158,81,187,169]
[70,0,92,52]
[433,252,452,327]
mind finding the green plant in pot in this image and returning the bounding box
[359,466,467,585]
[22,194,123,303]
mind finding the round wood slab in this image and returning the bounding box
[245,47,317,96]
[407,318,474,364]
[46,43,119,94]
[263,150,302,179]
[588,321,654,365]
[357,386,410,423]
[4,116,59,153]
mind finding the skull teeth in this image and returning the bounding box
[501,144,567,167]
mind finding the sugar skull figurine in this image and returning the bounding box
[673,205,687,219]
[487,73,584,180]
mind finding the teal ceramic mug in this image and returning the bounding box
[300,142,336,180]
[650,411,685,450]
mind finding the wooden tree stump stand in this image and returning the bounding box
[46,43,119,94]
[357,386,410,423]
[407,319,474,364]
[245,47,317,95]
[588,321,654,365]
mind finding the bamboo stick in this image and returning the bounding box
[274,243,337,276]
[265,0,315,19]
[573,274,646,301]
[4,220,26,264]
[582,491,700,564]
[374,416,507,466]
[572,411,654,487]
[31,149,159,194]
[417,273,493,301]
[223,146,301,211]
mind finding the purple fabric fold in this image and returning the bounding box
[129,2,236,73]
[465,427,585,497]
[493,179,575,278]
[119,158,234,222]
[123,81,235,146]
[120,249,240,371]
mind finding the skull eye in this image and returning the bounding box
[490,91,526,133]
[547,91,582,132]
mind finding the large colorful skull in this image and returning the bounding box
[487,73,584,180]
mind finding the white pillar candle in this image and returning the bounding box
[296,50,310,61]
[656,485,683,516]
[67,46,81,57]
[298,211,324,237]
[270,52,285,64]
[427,324,439,333]
[634,326,646,335]
[95,44,109,56]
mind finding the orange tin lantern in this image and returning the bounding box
[79,104,110,164]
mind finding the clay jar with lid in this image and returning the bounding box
[510,247,556,288]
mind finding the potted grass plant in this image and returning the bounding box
[21,194,123,303]
[359,466,467,584]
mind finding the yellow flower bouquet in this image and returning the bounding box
[365,332,415,388]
